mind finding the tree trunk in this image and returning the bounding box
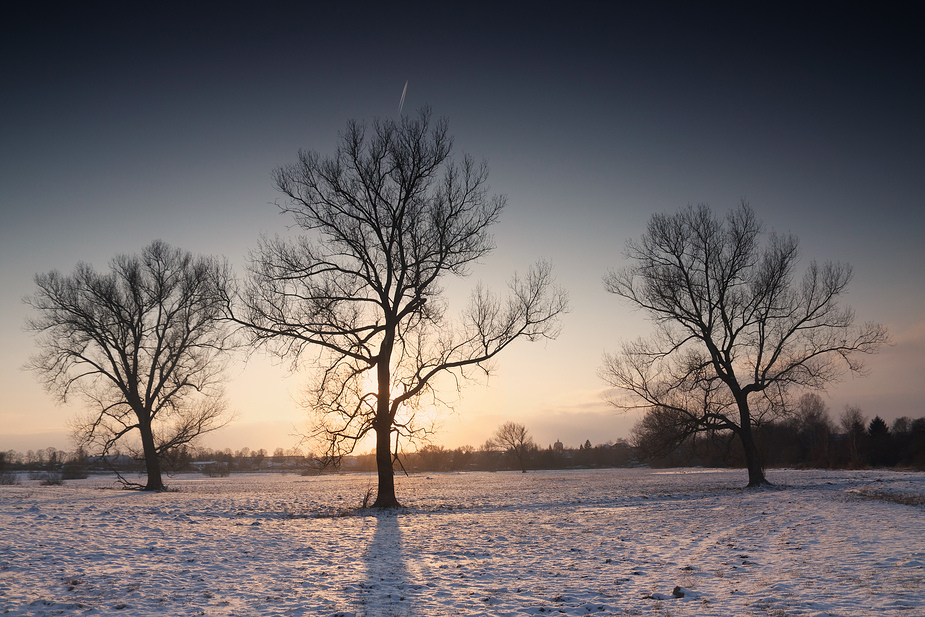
[371,422,399,508]
[740,428,769,487]
[371,333,400,508]
[138,417,164,491]
[735,397,770,487]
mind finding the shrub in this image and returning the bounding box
[203,463,230,477]
[39,472,64,486]
[61,462,89,480]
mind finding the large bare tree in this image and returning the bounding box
[237,108,568,507]
[25,241,234,490]
[602,202,888,486]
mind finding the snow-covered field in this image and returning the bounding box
[1,468,923,616]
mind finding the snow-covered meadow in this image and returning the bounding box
[1,468,923,616]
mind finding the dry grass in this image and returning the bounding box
[853,488,925,507]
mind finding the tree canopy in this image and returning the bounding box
[602,202,888,486]
[25,241,234,490]
[235,108,568,506]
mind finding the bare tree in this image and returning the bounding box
[488,421,535,473]
[839,405,867,467]
[602,202,888,486]
[235,108,568,507]
[25,241,234,490]
[630,405,701,459]
[793,393,834,467]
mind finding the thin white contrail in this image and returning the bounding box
[398,80,408,114]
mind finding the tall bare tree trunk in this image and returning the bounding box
[736,401,769,487]
[371,339,400,508]
[372,421,399,508]
[740,428,768,487]
[138,417,164,491]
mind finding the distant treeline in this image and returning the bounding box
[2,413,923,480]
[354,441,637,473]
[0,441,636,477]
[638,414,925,471]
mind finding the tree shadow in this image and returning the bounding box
[361,512,417,616]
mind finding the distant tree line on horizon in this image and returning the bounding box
[3,404,923,484]
[633,395,925,471]
[0,438,636,479]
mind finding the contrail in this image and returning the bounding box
[398,80,408,114]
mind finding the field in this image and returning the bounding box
[1,468,923,616]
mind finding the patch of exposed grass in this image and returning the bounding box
[853,488,925,507]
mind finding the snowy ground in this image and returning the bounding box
[1,468,923,616]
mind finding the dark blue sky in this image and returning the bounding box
[2,3,922,451]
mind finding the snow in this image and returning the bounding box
[1,468,923,616]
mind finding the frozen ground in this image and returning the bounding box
[1,468,923,616]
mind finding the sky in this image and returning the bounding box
[2,3,923,455]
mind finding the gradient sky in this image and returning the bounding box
[2,3,923,455]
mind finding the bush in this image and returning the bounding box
[203,463,230,477]
[0,472,20,485]
[61,462,89,480]
[38,472,63,486]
